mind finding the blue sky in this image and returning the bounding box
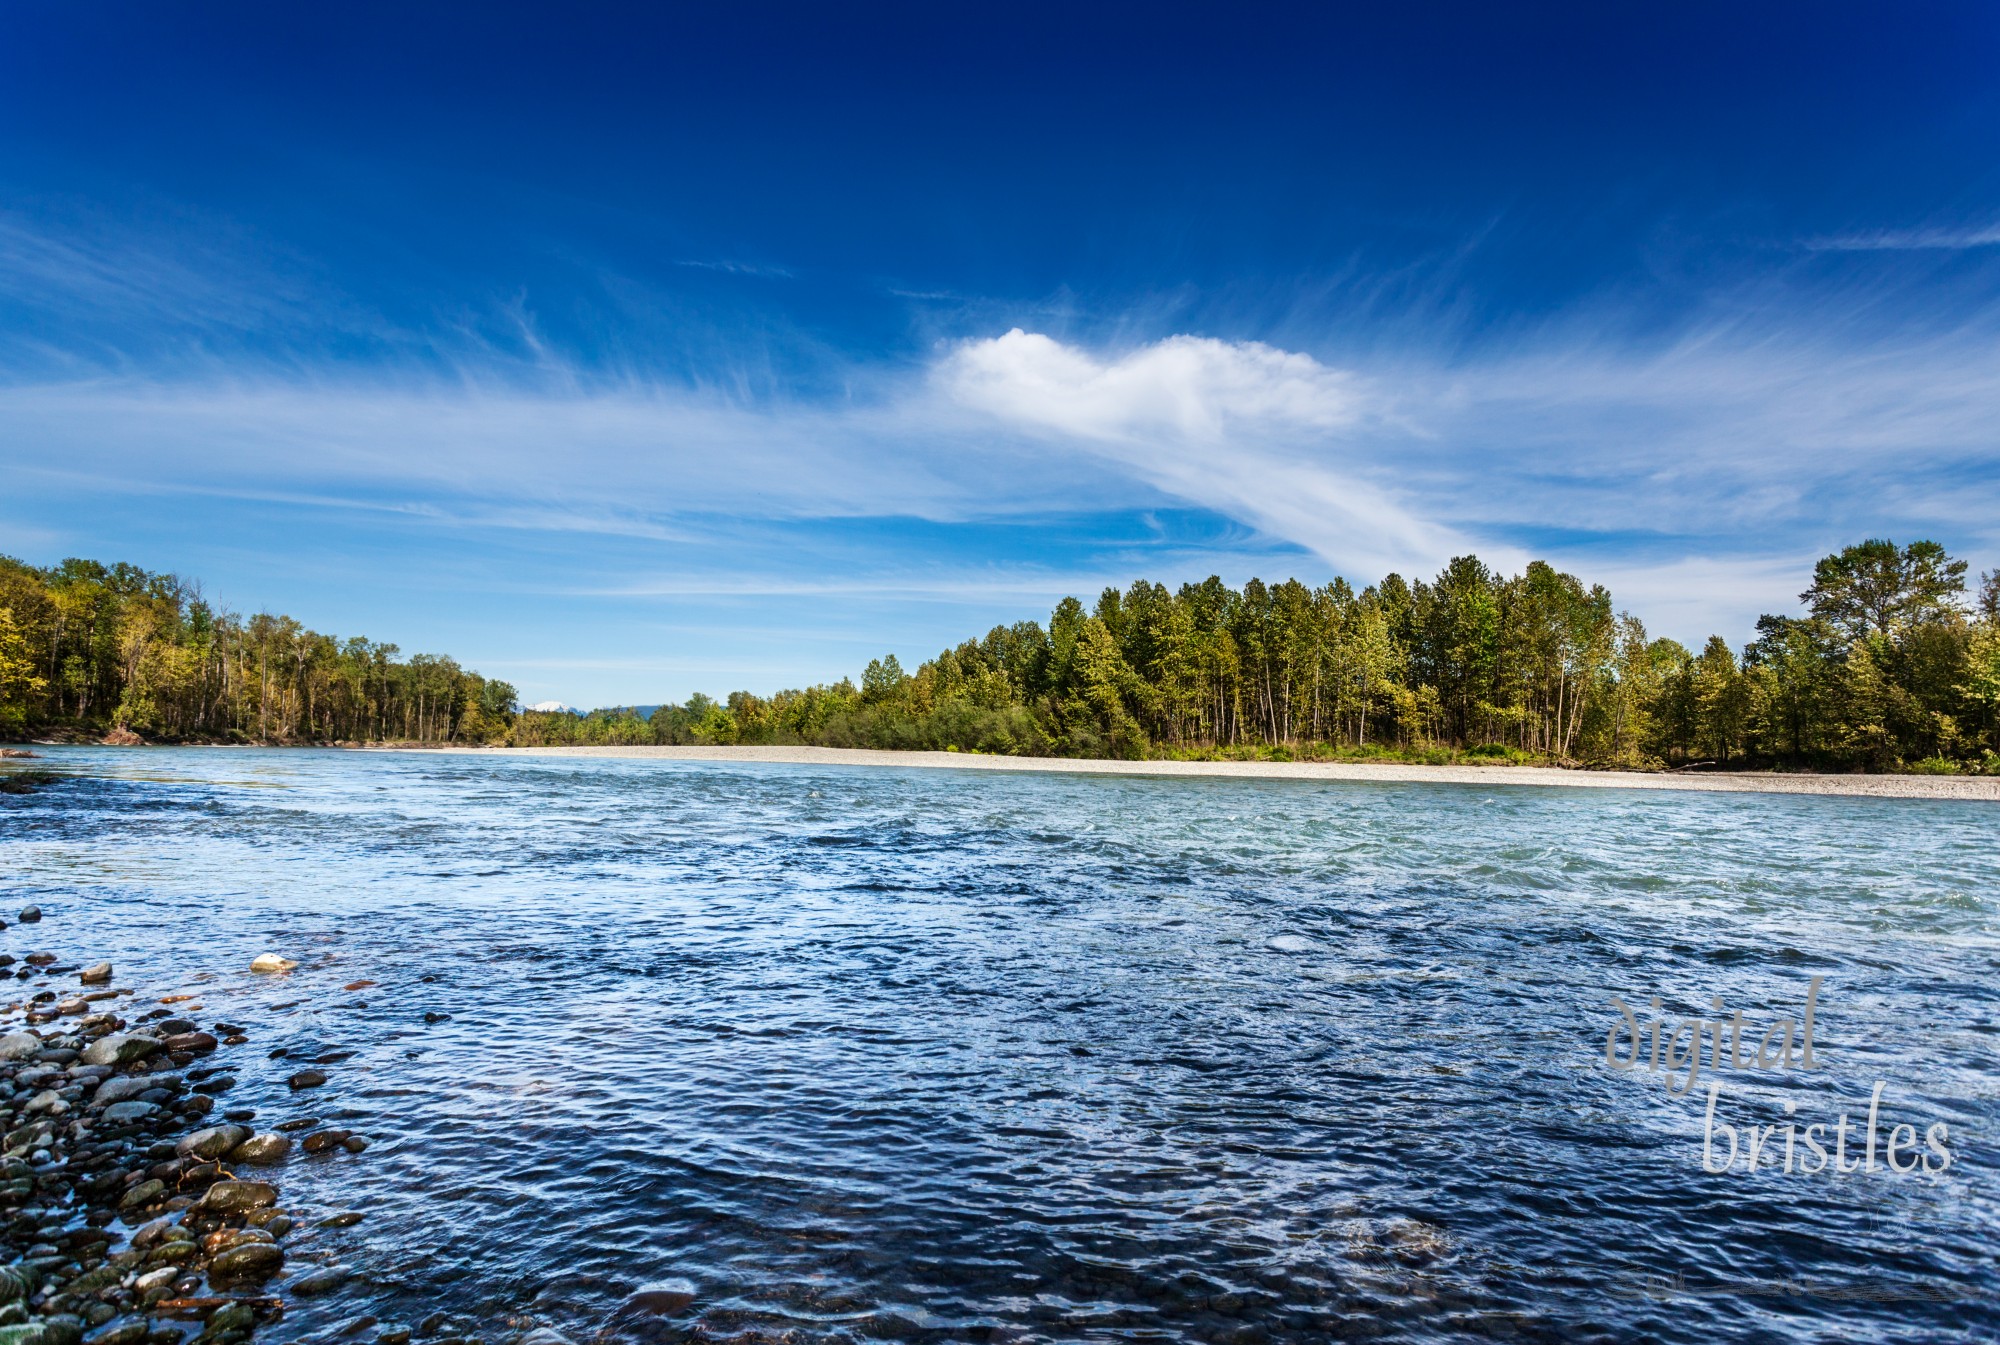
[3,2,1997,707]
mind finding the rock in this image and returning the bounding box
[0,1320,80,1345]
[203,1299,259,1331]
[518,1332,574,1345]
[78,1034,160,1068]
[291,1265,351,1296]
[276,1116,321,1132]
[175,1124,251,1161]
[130,1216,179,1250]
[620,1279,698,1314]
[302,1129,351,1154]
[77,964,111,984]
[99,1100,157,1124]
[0,1034,39,1062]
[208,1237,284,1278]
[249,953,297,974]
[226,1132,292,1164]
[162,1032,218,1055]
[91,1075,164,1107]
[156,1018,198,1035]
[318,1210,364,1228]
[197,1179,278,1214]
[84,1319,148,1345]
[288,1068,328,1089]
[202,1227,274,1256]
[117,1178,166,1210]
[342,1134,371,1153]
[17,907,40,923]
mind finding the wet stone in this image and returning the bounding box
[79,1034,160,1068]
[302,1129,351,1154]
[287,1069,328,1090]
[176,1125,251,1161]
[292,1265,351,1296]
[227,1133,293,1164]
[197,1179,278,1214]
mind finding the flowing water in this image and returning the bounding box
[1,747,1994,1344]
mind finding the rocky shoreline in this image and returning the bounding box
[0,924,359,1344]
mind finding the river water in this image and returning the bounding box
[1,747,1994,1343]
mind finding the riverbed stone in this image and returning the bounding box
[249,954,296,974]
[175,1124,250,1161]
[204,1298,259,1330]
[226,1132,292,1164]
[0,1034,40,1062]
[620,1279,698,1314]
[84,1319,147,1345]
[287,1068,327,1090]
[77,964,111,985]
[302,1128,350,1154]
[291,1264,351,1296]
[197,1179,278,1214]
[212,1232,286,1272]
[79,1034,159,1068]
[17,907,39,923]
[116,1179,165,1210]
[99,1101,157,1124]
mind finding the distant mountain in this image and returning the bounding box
[525,700,575,713]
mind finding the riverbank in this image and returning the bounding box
[0,922,325,1339]
[411,744,2000,801]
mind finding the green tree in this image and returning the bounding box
[1803,539,1967,640]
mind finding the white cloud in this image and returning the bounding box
[941,329,1495,580]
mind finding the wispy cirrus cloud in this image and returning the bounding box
[5,209,1999,688]
[1804,222,2000,252]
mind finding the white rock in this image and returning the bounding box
[0,1032,41,1061]
[249,953,297,974]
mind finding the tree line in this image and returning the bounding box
[5,541,1998,772]
[0,556,516,745]
[517,539,2000,774]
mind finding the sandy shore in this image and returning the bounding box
[422,744,2000,801]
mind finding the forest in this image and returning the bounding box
[4,541,1998,773]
